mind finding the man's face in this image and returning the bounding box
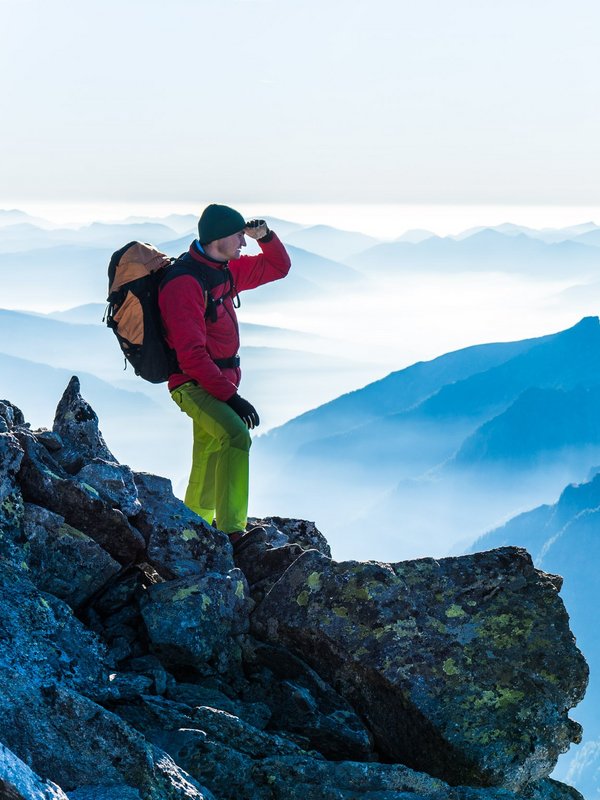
[211,230,246,261]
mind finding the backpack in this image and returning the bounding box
[105,241,236,384]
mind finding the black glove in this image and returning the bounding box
[226,394,260,429]
[244,219,271,241]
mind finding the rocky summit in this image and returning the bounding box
[0,376,589,800]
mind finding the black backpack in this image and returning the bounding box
[105,241,236,383]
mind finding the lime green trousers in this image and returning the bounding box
[170,381,251,534]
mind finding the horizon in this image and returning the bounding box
[3,201,600,239]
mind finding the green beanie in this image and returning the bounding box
[198,204,246,244]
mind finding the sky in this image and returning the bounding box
[2,0,600,208]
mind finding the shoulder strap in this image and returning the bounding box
[160,253,236,321]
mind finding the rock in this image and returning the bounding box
[52,376,116,472]
[0,432,24,503]
[77,459,141,518]
[32,428,63,452]
[134,472,232,578]
[68,787,144,800]
[0,488,25,568]
[234,542,306,603]
[166,682,272,731]
[5,684,212,799]
[0,561,109,695]
[0,400,26,430]
[139,570,253,678]
[0,382,589,799]
[116,695,313,800]
[21,503,121,608]
[0,742,69,800]
[251,547,588,791]
[249,517,332,557]
[234,518,332,603]
[16,429,145,565]
[242,639,375,761]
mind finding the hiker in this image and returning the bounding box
[158,204,291,550]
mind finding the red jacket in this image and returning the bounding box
[158,232,291,400]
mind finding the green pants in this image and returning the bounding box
[170,381,251,534]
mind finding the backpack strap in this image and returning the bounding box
[159,253,237,323]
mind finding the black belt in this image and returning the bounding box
[213,355,240,369]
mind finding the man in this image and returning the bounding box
[158,203,291,550]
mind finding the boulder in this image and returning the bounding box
[139,570,253,678]
[134,472,232,578]
[241,639,375,760]
[0,742,69,800]
[76,458,141,517]
[0,431,24,503]
[16,428,144,564]
[21,503,121,608]
[251,547,588,791]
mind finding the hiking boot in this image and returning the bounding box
[228,526,267,554]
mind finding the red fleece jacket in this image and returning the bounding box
[158,232,291,400]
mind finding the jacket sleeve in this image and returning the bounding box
[158,275,238,401]
[228,231,291,292]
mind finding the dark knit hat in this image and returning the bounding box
[198,204,246,244]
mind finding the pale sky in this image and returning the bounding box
[1,0,600,206]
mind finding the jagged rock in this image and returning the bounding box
[250,517,332,557]
[139,570,253,677]
[20,503,121,608]
[252,547,588,792]
[116,695,316,800]
[242,639,375,761]
[0,383,589,799]
[0,742,69,800]
[6,684,212,800]
[134,472,232,578]
[52,376,116,472]
[16,429,144,564]
[0,560,212,798]
[0,431,24,503]
[77,459,141,517]
[68,787,144,800]
[234,518,332,603]
[0,400,26,430]
[32,428,63,452]
[124,656,172,697]
[166,682,272,731]
[0,560,109,694]
[234,541,306,603]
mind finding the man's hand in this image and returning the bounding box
[226,393,260,429]
[244,219,269,240]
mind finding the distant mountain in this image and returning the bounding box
[453,385,600,467]
[0,308,125,383]
[252,317,600,562]
[46,303,106,325]
[470,474,600,800]
[348,230,600,277]
[0,221,180,254]
[257,317,598,463]
[572,228,600,247]
[395,229,435,243]
[282,224,380,261]
[122,213,197,234]
[453,222,600,244]
[0,209,53,228]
